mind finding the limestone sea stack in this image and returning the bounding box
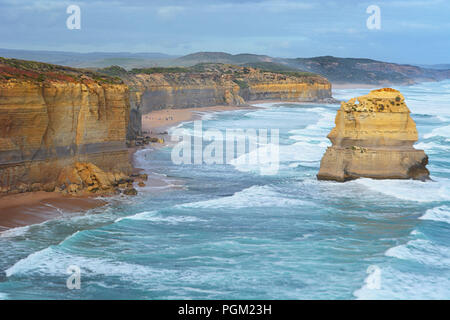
[317,88,430,181]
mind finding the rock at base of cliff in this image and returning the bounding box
[123,188,138,196]
[57,162,138,196]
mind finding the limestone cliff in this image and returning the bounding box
[0,58,132,195]
[100,64,333,115]
[0,58,333,195]
[317,88,429,181]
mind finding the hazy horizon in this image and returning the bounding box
[0,0,449,65]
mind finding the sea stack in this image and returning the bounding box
[317,88,429,182]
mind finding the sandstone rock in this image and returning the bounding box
[0,60,132,194]
[43,182,56,192]
[30,183,42,192]
[138,182,146,187]
[0,58,332,195]
[123,188,138,196]
[125,64,332,114]
[317,88,430,181]
[148,137,164,144]
[56,162,131,195]
[138,174,148,181]
[17,183,30,193]
[0,186,9,194]
[67,184,80,194]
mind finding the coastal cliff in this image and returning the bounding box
[0,58,132,195]
[100,64,333,115]
[0,58,334,195]
[317,88,430,181]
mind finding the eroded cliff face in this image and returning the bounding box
[128,72,244,113]
[317,88,430,181]
[0,59,132,195]
[118,64,332,114]
[0,59,333,195]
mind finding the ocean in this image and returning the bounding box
[0,80,449,299]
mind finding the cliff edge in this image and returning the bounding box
[317,88,430,181]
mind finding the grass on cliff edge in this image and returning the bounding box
[99,62,327,84]
[0,57,123,84]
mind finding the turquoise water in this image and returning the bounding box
[0,81,449,299]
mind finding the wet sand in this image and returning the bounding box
[0,192,106,231]
[142,104,258,133]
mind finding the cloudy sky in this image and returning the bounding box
[0,0,449,64]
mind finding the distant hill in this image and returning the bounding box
[172,52,450,85]
[0,48,178,69]
[418,64,450,70]
[174,52,275,65]
[1,48,449,85]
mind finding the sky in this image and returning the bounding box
[0,0,449,64]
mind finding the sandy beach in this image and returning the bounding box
[0,192,106,231]
[141,104,258,133]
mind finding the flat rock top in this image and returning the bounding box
[341,88,409,113]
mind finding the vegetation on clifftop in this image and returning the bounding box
[0,57,123,84]
[98,62,329,86]
[0,56,329,87]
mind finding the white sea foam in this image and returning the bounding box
[437,115,450,122]
[385,239,450,267]
[354,265,450,299]
[352,177,450,202]
[0,292,8,300]
[116,211,205,224]
[288,108,335,137]
[0,225,30,238]
[228,142,279,175]
[177,185,308,209]
[199,112,217,121]
[293,233,313,241]
[281,108,334,165]
[249,102,278,109]
[133,148,154,168]
[414,141,449,152]
[423,125,450,139]
[419,205,450,224]
[5,246,166,282]
[229,108,334,174]
[279,141,329,163]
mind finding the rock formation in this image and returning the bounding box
[101,64,333,115]
[0,58,133,195]
[0,57,334,196]
[57,162,138,196]
[317,88,430,181]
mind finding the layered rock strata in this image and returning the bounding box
[57,162,140,196]
[0,58,133,195]
[317,88,429,181]
[107,64,333,114]
[0,58,334,195]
